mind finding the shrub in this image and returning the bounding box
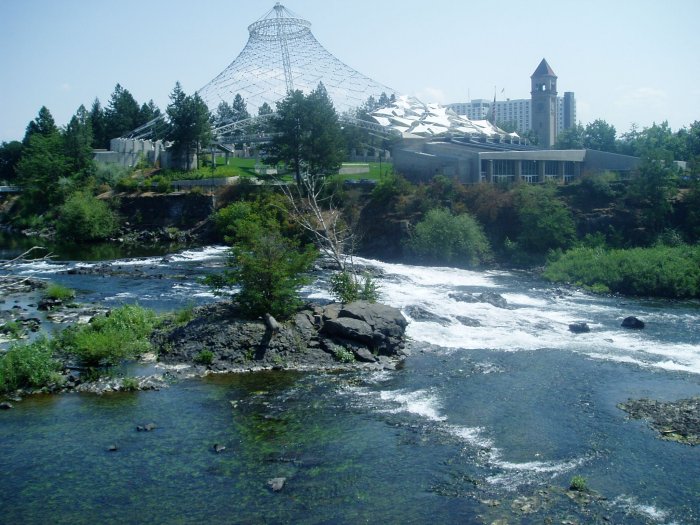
[330,270,380,303]
[194,349,214,365]
[172,304,196,325]
[44,283,76,301]
[332,346,355,363]
[55,191,119,242]
[406,207,491,267]
[569,475,587,492]
[0,336,63,393]
[121,376,139,391]
[0,321,25,340]
[58,304,157,367]
[207,229,317,320]
[544,245,700,298]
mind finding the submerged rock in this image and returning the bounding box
[618,397,700,445]
[267,477,286,492]
[478,292,508,309]
[621,316,645,329]
[404,305,451,326]
[569,322,591,334]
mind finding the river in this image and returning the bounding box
[1,245,699,524]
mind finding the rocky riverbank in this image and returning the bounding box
[618,397,700,445]
[155,300,409,373]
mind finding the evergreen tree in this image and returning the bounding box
[63,105,94,176]
[214,101,235,126]
[231,93,250,121]
[166,82,212,171]
[258,102,273,116]
[138,100,161,126]
[89,98,108,149]
[265,84,344,184]
[0,141,23,183]
[16,132,68,212]
[104,84,140,140]
[23,106,58,145]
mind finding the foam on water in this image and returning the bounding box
[378,388,447,421]
[612,496,676,524]
[355,257,700,375]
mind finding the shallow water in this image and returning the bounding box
[1,247,699,523]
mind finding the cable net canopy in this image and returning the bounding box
[197,3,397,116]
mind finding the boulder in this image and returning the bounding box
[455,316,481,327]
[621,316,645,329]
[404,305,451,326]
[268,477,286,492]
[322,317,374,345]
[352,347,377,363]
[569,322,591,334]
[0,402,14,410]
[478,292,508,309]
[449,292,479,303]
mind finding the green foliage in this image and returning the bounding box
[63,105,95,176]
[16,131,68,213]
[584,119,617,152]
[544,245,700,298]
[406,207,492,267]
[332,346,355,363]
[0,336,63,393]
[555,123,584,149]
[569,475,587,492]
[104,84,141,141]
[371,172,412,203]
[264,84,345,183]
[0,140,23,183]
[212,231,317,320]
[166,82,212,171]
[330,270,380,303]
[58,304,157,367]
[23,106,58,145]
[172,304,196,325]
[625,159,678,239]
[121,376,139,391]
[55,191,119,242]
[94,162,131,188]
[194,350,214,365]
[213,193,295,245]
[44,283,76,301]
[514,184,576,254]
[0,321,25,340]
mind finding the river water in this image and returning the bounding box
[1,246,699,524]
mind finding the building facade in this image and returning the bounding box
[530,58,558,147]
[446,59,576,142]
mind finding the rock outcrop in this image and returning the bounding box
[155,301,408,372]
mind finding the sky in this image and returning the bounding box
[1,0,699,143]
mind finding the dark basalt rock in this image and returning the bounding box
[478,292,508,309]
[621,316,645,329]
[618,397,700,445]
[155,300,408,372]
[404,305,451,326]
[0,402,14,410]
[569,322,591,334]
[455,316,481,327]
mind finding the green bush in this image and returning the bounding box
[406,207,492,267]
[330,270,380,303]
[55,191,119,242]
[569,475,587,492]
[0,321,25,340]
[58,304,157,367]
[121,376,139,391]
[44,283,76,301]
[544,245,700,298]
[0,336,63,393]
[194,349,214,365]
[332,346,355,363]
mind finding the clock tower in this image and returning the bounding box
[531,58,558,148]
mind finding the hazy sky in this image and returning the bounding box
[1,0,699,143]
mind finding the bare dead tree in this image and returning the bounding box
[278,174,353,271]
[1,246,53,286]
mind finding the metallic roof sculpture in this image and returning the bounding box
[197,3,396,116]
